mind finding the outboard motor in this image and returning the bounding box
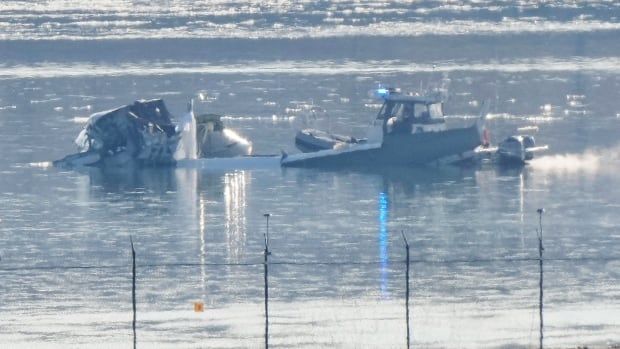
[523,135,536,160]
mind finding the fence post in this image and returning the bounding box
[264,213,271,245]
[130,236,137,349]
[264,231,270,349]
[401,231,410,349]
[536,208,544,349]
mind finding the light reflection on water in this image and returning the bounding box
[2,0,620,40]
[5,57,620,80]
[378,191,389,296]
[223,171,248,262]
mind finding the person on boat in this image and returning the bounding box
[387,104,414,134]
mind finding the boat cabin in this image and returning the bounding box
[376,94,446,135]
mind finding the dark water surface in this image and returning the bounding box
[1,1,620,348]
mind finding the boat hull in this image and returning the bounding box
[282,124,481,168]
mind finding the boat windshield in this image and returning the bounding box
[428,103,443,119]
[377,101,444,124]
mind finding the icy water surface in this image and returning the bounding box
[1,1,620,348]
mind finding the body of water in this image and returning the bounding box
[1,1,620,348]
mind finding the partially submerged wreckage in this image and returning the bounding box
[195,113,252,158]
[54,99,179,168]
[54,99,252,168]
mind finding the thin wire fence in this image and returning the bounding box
[1,242,620,348]
[3,255,620,272]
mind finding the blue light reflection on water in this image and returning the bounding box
[378,191,389,296]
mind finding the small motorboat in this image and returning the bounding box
[497,135,547,164]
[294,128,365,153]
[281,87,488,168]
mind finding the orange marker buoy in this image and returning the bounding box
[482,128,490,147]
[194,302,204,312]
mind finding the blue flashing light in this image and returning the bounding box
[376,88,389,98]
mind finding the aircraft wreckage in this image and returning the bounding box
[54,99,252,168]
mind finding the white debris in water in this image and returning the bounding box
[285,107,302,114]
[70,105,92,111]
[568,99,586,108]
[540,103,553,113]
[563,109,589,116]
[220,115,294,122]
[566,94,585,101]
[70,116,90,123]
[525,115,556,122]
[30,98,61,104]
[28,161,53,168]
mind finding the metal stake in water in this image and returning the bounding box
[263,232,269,349]
[263,213,271,246]
[262,213,271,349]
[536,208,545,349]
[130,236,137,349]
[401,230,411,349]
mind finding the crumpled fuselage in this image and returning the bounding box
[55,99,180,168]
